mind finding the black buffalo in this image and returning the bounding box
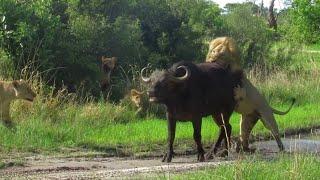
[141,61,242,163]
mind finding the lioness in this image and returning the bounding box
[130,89,146,116]
[129,88,166,118]
[0,79,36,127]
[100,56,117,91]
[206,37,295,153]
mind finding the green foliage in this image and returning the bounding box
[278,0,320,43]
[267,41,298,67]
[221,4,273,67]
[0,0,223,101]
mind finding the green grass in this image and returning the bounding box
[165,154,320,180]
[0,44,319,155]
[304,43,320,51]
[0,102,318,154]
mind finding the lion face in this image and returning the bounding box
[205,37,242,72]
[100,56,117,90]
[12,79,37,102]
[130,89,144,108]
[206,43,228,62]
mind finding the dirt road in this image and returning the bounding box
[1,135,320,179]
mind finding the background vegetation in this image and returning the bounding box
[0,0,319,155]
[1,0,317,100]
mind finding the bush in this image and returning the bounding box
[221,5,273,68]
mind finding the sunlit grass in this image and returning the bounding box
[0,102,318,154]
[166,154,320,179]
[0,48,319,155]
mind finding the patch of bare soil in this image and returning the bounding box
[0,152,237,179]
[1,130,320,179]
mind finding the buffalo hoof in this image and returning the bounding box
[198,153,205,162]
[236,145,256,154]
[162,152,174,163]
[204,151,214,160]
[217,149,229,157]
[278,144,285,152]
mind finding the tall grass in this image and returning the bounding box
[0,45,319,154]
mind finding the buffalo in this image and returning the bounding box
[141,61,243,162]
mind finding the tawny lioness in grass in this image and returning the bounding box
[0,79,36,128]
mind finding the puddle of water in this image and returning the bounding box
[253,130,320,154]
[306,133,320,140]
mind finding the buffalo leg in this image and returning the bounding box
[192,117,205,162]
[162,114,176,163]
[205,114,229,159]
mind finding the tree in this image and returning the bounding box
[268,0,277,30]
[278,0,320,43]
[222,4,272,67]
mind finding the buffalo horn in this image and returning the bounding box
[141,67,151,83]
[171,65,190,82]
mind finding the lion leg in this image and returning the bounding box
[260,111,284,151]
[237,113,259,153]
[1,106,16,129]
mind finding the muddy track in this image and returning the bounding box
[0,156,235,179]
[1,129,320,179]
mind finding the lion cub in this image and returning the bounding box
[0,79,36,127]
[205,37,295,154]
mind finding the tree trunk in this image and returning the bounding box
[257,0,264,17]
[268,0,277,30]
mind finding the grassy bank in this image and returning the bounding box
[0,102,318,154]
[166,154,320,179]
[0,45,319,155]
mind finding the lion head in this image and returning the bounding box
[130,89,144,108]
[12,79,36,102]
[206,37,241,72]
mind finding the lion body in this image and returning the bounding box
[0,80,36,127]
[206,37,295,152]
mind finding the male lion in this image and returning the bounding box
[206,37,241,72]
[0,79,36,127]
[100,56,117,91]
[206,37,295,152]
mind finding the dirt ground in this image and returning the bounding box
[1,131,320,179]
